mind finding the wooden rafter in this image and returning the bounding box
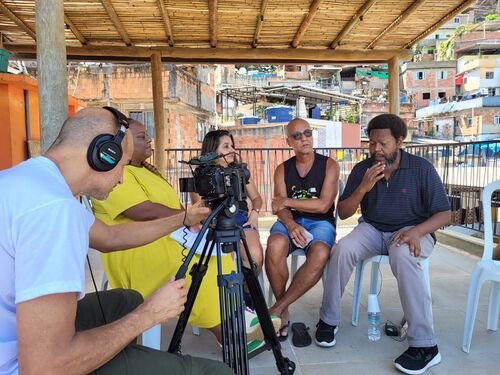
[253,0,269,48]
[208,0,218,48]
[6,44,412,63]
[64,13,87,45]
[100,0,132,46]
[330,0,379,49]
[291,0,324,48]
[367,0,426,49]
[403,0,478,49]
[0,0,36,40]
[156,0,174,46]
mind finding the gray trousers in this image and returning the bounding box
[320,221,436,347]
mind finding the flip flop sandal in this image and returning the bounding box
[278,320,290,342]
[291,322,312,347]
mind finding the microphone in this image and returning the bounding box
[179,153,222,165]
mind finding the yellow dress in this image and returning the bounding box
[91,165,235,328]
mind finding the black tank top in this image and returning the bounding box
[284,153,335,224]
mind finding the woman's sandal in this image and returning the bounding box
[277,320,290,342]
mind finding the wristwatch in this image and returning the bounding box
[252,208,260,214]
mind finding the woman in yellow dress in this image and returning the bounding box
[90,119,235,342]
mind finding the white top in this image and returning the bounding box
[0,157,95,375]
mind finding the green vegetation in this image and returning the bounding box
[437,24,476,61]
[485,14,500,21]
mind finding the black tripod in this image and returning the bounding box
[168,196,295,375]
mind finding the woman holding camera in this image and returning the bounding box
[192,130,264,311]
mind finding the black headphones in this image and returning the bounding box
[87,106,129,172]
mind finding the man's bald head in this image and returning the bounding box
[50,107,124,149]
[286,118,310,136]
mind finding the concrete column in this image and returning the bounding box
[151,52,166,176]
[388,57,400,116]
[36,0,68,152]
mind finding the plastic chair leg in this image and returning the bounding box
[487,281,500,331]
[291,254,298,276]
[351,259,366,326]
[142,324,161,350]
[369,261,380,295]
[100,274,109,291]
[462,266,484,353]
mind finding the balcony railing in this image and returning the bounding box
[163,141,500,235]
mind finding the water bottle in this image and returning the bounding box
[367,294,381,341]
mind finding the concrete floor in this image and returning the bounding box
[85,221,500,375]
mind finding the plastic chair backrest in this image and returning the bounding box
[481,180,500,261]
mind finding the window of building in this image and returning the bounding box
[495,115,500,125]
[415,71,426,80]
[488,87,496,96]
[422,92,431,100]
[129,111,155,138]
[428,49,435,55]
[435,34,440,40]
[486,71,494,79]
[438,92,446,98]
[438,70,448,80]
[454,17,460,23]
[467,117,473,127]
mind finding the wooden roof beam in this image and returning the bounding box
[156,0,174,46]
[209,0,218,48]
[6,44,413,63]
[64,13,87,45]
[403,0,478,49]
[291,0,324,48]
[253,0,269,48]
[330,0,379,50]
[100,0,132,46]
[0,1,36,40]
[367,0,426,49]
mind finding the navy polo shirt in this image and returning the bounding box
[340,149,450,232]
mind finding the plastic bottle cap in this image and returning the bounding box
[367,294,381,313]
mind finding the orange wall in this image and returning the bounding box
[0,73,83,170]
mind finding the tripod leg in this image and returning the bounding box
[167,240,215,354]
[240,235,296,375]
[217,241,249,375]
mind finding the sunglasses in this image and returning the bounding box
[290,129,313,140]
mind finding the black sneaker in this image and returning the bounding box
[314,319,338,347]
[394,345,442,375]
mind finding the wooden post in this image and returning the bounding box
[151,52,166,176]
[388,57,400,116]
[35,0,68,153]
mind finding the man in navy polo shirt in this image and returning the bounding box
[315,114,450,375]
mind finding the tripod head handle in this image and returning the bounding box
[174,200,226,280]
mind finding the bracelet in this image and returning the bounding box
[252,208,260,214]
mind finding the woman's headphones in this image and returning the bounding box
[87,106,129,172]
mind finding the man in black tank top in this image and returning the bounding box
[265,118,340,341]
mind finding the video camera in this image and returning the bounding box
[179,152,250,207]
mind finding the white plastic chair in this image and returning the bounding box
[462,179,500,353]
[351,253,431,326]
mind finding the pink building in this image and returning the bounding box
[401,61,456,109]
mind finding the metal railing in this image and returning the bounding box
[163,140,500,234]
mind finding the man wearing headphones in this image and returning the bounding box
[0,107,232,375]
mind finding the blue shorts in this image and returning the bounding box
[269,217,336,255]
[235,209,255,231]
